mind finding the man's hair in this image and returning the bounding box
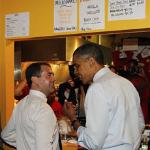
[73,42,104,65]
[25,62,50,88]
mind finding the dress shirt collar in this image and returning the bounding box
[93,67,110,82]
[29,90,47,102]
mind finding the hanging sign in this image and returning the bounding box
[108,0,146,21]
[80,0,105,31]
[5,12,29,38]
[54,0,77,32]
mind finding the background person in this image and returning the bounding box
[65,42,145,150]
[14,78,29,100]
[47,92,63,119]
[127,59,150,123]
[58,80,77,106]
[109,65,118,74]
[1,62,60,150]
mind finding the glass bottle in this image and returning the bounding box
[141,135,148,150]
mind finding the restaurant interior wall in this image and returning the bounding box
[14,35,113,86]
[112,32,150,81]
[14,36,88,86]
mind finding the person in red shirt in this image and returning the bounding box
[128,59,150,123]
[50,96,63,119]
[47,92,63,119]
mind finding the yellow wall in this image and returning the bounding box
[2,0,150,39]
[0,0,2,118]
[1,3,15,150]
[0,0,2,129]
[1,0,54,38]
[105,1,150,33]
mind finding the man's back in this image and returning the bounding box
[78,68,145,149]
[94,69,145,149]
[1,90,59,150]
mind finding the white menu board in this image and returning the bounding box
[54,0,77,32]
[80,0,105,31]
[5,12,29,38]
[108,0,146,21]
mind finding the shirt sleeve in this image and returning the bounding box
[1,109,16,147]
[34,104,58,150]
[135,88,145,133]
[138,106,145,133]
[77,84,109,149]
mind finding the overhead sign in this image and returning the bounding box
[5,12,29,38]
[108,0,146,21]
[54,0,77,32]
[80,0,105,31]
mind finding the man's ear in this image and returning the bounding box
[31,76,39,84]
[89,57,95,66]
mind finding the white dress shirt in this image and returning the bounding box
[1,90,59,150]
[77,67,145,150]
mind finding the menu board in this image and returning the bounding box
[5,12,29,38]
[108,0,146,21]
[54,0,77,32]
[80,0,105,31]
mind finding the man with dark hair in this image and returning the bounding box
[66,42,145,150]
[1,62,60,150]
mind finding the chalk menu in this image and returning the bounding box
[5,12,29,38]
[54,0,77,32]
[80,0,105,31]
[108,0,146,21]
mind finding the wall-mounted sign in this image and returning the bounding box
[108,0,146,21]
[54,0,77,32]
[80,0,105,31]
[5,12,29,38]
